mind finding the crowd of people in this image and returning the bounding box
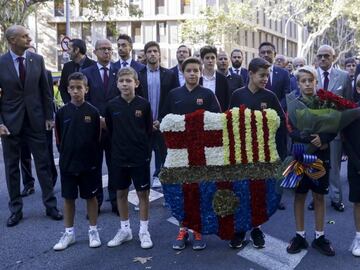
[1,24,360,258]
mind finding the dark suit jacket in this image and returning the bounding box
[59,56,96,104]
[0,51,53,135]
[138,66,177,120]
[81,63,119,116]
[226,73,244,94]
[200,71,230,111]
[268,65,291,110]
[229,67,248,84]
[170,65,182,88]
[113,59,145,73]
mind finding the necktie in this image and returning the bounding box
[235,69,239,75]
[122,61,128,68]
[102,67,109,91]
[265,74,272,90]
[74,63,80,72]
[17,57,26,86]
[323,71,329,90]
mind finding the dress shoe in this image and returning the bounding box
[331,201,345,212]
[21,186,35,197]
[7,212,23,227]
[46,208,63,220]
[308,201,314,211]
[278,202,286,210]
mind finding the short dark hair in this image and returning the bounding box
[70,38,87,55]
[117,33,133,45]
[200,45,217,59]
[248,57,271,73]
[345,57,356,66]
[68,72,88,86]
[177,44,192,55]
[230,49,243,57]
[258,42,276,52]
[144,41,160,54]
[181,57,202,72]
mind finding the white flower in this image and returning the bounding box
[204,111,223,130]
[205,146,224,166]
[160,114,186,132]
[164,149,189,167]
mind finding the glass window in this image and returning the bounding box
[54,0,64,17]
[181,0,191,14]
[82,23,91,44]
[106,22,117,43]
[169,24,178,44]
[155,0,165,14]
[131,22,142,43]
[144,25,153,43]
[157,22,167,43]
[57,23,66,44]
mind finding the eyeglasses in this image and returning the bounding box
[96,47,113,52]
[317,54,331,59]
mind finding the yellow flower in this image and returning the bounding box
[244,108,253,163]
[222,113,230,165]
[231,108,241,163]
[255,110,265,162]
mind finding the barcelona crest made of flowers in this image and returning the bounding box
[159,105,282,240]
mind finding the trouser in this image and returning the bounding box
[329,138,343,203]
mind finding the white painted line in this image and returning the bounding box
[237,234,307,270]
[128,189,164,206]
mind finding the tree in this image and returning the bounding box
[180,1,256,47]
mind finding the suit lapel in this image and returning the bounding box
[328,69,339,91]
[141,68,149,99]
[5,52,23,89]
[24,51,33,89]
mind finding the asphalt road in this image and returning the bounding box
[0,141,359,270]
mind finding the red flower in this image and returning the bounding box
[262,110,271,162]
[317,89,357,110]
[250,110,259,162]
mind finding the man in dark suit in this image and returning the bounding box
[199,45,229,111]
[217,51,244,94]
[229,49,248,84]
[258,41,290,210]
[0,25,62,227]
[138,41,177,188]
[59,39,96,104]
[82,39,119,214]
[114,33,145,73]
[170,45,191,88]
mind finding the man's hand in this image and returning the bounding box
[45,120,55,130]
[100,117,107,130]
[153,120,160,131]
[310,134,321,148]
[0,124,10,136]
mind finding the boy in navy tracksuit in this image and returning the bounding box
[106,67,154,249]
[53,72,101,251]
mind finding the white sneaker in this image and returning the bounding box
[350,237,360,256]
[89,229,101,248]
[107,229,133,247]
[152,177,162,188]
[139,231,153,249]
[53,232,75,251]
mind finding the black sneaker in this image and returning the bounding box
[287,234,309,254]
[229,232,246,249]
[311,235,335,256]
[251,228,265,248]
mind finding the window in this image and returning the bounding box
[54,0,64,17]
[155,0,165,14]
[106,22,117,43]
[144,25,153,42]
[157,22,167,43]
[263,11,266,27]
[169,24,178,44]
[244,30,248,47]
[131,22,142,43]
[57,23,66,44]
[252,32,255,48]
[82,23,91,44]
[181,0,191,14]
[275,20,278,32]
[269,19,272,29]
[206,0,216,6]
[256,11,259,24]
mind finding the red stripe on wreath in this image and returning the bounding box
[226,111,236,165]
[262,110,271,162]
[182,183,202,233]
[239,105,248,164]
[249,179,268,227]
[216,181,235,240]
[163,110,223,166]
[250,110,259,163]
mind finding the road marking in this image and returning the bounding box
[237,234,307,270]
[128,189,164,206]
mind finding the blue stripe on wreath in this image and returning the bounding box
[233,179,252,232]
[199,182,218,234]
[266,178,281,217]
[162,183,184,222]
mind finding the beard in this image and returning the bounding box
[232,61,242,68]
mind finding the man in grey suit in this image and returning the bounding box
[0,25,62,227]
[315,44,352,212]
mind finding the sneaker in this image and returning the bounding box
[89,229,101,248]
[139,231,153,249]
[350,237,360,256]
[172,229,189,250]
[152,177,162,188]
[229,232,246,249]
[53,232,75,251]
[251,228,265,249]
[192,231,206,250]
[311,235,335,256]
[107,229,133,247]
[286,234,309,254]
